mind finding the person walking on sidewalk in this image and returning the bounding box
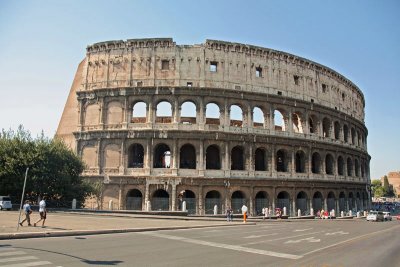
[34,197,47,227]
[19,200,32,226]
[241,204,248,223]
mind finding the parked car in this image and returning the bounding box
[366,211,384,222]
[0,196,12,210]
[383,212,392,221]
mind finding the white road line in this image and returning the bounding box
[0,251,26,257]
[244,233,278,239]
[294,228,313,232]
[242,231,325,245]
[1,261,52,267]
[140,232,302,259]
[0,256,38,263]
[302,225,400,256]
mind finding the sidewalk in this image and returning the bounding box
[0,211,248,240]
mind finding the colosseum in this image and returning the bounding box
[57,38,371,216]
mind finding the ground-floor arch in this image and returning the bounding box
[205,190,222,214]
[126,189,143,210]
[152,189,169,211]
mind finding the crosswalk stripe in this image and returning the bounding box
[1,261,52,267]
[0,251,26,257]
[0,256,38,263]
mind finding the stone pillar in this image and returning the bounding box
[198,186,203,215]
[99,97,105,127]
[269,106,275,132]
[224,142,230,173]
[247,105,252,128]
[122,96,129,127]
[173,99,180,124]
[199,139,204,176]
[248,143,254,173]
[97,139,102,174]
[120,139,126,174]
[292,195,296,217]
[171,183,177,211]
[271,144,276,176]
[291,148,295,176]
[172,139,178,174]
[145,139,151,169]
[288,111,293,133]
[324,197,328,211]
[272,187,276,212]
[78,99,84,131]
[144,182,150,211]
[249,187,254,216]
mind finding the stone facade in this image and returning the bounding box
[56,38,371,215]
[381,171,400,197]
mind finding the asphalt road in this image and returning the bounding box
[1,220,399,267]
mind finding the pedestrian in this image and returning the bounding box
[262,207,265,220]
[34,197,47,227]
[19,200,32,226]
[241,204,248,223]
[226,207,233,222]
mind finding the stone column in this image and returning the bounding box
[269,105,275,132]
[247,104,252,128]
[288,110,293,134]
[99,97,105,128]
[144,182,150,211]
[171,182,177,211]
[199,139,204,176]
[271,144,276,176]
[172,139,178,175]
[249,187,254,216]
[97,139,102,174]
[120,139,126,174]
[78,99,84,131]
[291,148,295,176]
[122,96,129,128]
[198,186,203,215]
[324,197,328,211]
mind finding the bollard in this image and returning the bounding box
[108,200,113,210]
[364,211,367,217]
[357,211,361,218]
[310,208,314,216]
[265,208,269,217]
[213,204,218,215]
[182,201,187,212]
[331,209,335,218]
[72,199,77,210]
[146,201,151,211]
[341,211,344,217]
[349,210,353,217]
[298,209,301,217]
[283,207,287,216]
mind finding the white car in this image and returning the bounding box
[0,196,12,210]
[383,212,392,221]
[366,211,384,222]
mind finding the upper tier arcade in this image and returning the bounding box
[82,38,365,122]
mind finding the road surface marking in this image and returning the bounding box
[285,237,320,244]
[325,231,349,235]
[0,248,15,252]
[243,231,325,245]
[0,256,38,263]
[1,261,52,267]
[294,228,313,232]
[0,251,26,257]
[141,232,302,259]
[244,233,278,239]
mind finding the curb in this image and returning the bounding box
[0,222,256,240]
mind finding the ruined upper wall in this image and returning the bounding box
[81,38,366,122]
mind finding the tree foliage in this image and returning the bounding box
[0,126,92,206]
[371,177,395,198]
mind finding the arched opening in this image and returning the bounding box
[132,101,147,123]
[231,146,244,170]
[339,192,346,212]
[309,115,318,134]
[312,191,323,212]
[361,160,365,178]
[277,191,290,212]
[128,144,144,168]
[357,131,362,147]
[356,192,361,211]
[126,189,142,210]
[343,125,349,143]
[347,158,353,176]
[296,191,308,214]
[337,156,344,176]
[152,189,169,211]
[205,190,221,214]
[354,159,359,177]
[179,144,196,169]
[153,144,171,168]
[312,152,321,174]
[348,192,354,211]
[205,103,220,125]
[322,117,331,138]
[295,150,306,173]
[276,149,288,172]
[178,190,196,214]
[156,101,172,123]
[325,154,334,175]
[253,107,264,128]
[255,191,269,215]
[327,192,335,211]
[292,112,303,133]
[351,128,356,145]
[274,110,285,131]
[180,101,197,124]
[255,148,267,171]
[334,121,340,140]
[362,192,368,210]
[230,105,243,127]
[206,145,221,170]
[231,191,246,214]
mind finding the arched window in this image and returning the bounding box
[343,125,349,143]
[180,101,196,124]
[230,105,243,127]
[309,115,318,134]
[126,189,142,210]
[128,144,144,168]
[152,189,169,211]
[132,101,147,123]
[295,151,306,173]
[292,113,303,133]
[276,191,290,211]
[153,144,171,168]
[206,145,220,170]
[276,149,288,172]
[205,190,221,214]
[296,191,308,214]
[255,191,269,215]
[253,107,264,128]
[327,192,335,211]
[180,144,196,169]
[274,110,285,131]
[231,191,246,213]
[337,156,344,176]
[325,154,334,175]
[322,117,331,138]
[156,101,172,123]
[347,158,353,176]
[334,121,340,140]
[351,128,356,145]
[312,191,323,211]
[231,146,244,170]
[205,103,220,125]
[354,159,359,177]
[312,152,321,174]
[254,148,267,171]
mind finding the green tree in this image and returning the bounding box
[371,179,384,197]
[0,126,91,207]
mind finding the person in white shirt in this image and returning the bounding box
[241,204,248,223]
[34,197,47,227]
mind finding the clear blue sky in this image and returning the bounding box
[0,0,399,180]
